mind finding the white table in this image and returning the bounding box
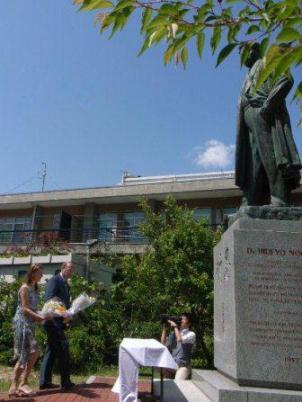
[112,338,177,402]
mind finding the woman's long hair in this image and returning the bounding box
[25,264,42,291]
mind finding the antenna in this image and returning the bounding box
[40,162,47,192]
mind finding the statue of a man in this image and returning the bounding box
[235,43,301,207]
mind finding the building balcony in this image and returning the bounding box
[0,225,148,246]
[0,211,224,253]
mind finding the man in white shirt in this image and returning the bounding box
[161,313,196,380]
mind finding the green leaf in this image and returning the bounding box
[173,35,188,52]
[239,5,250,18]
[210,26,221,54]
[284,18,302,28]
[146,15,168,32]
[158,4,178,16]
[276,27,301,43]
[141,27,167,50]
[197,3,211,19]
[278,3,297,21]
[205,15,217,22]
[221,7,232,19]
[113,0,134,12]
[109,16,123,38]
[109,7,133,37]
[259,37,269,56]
[164,44,175,65]
[227,24,240,43]
[216,43,237,67]
[196,32,205,59]
[80,0,113,10]
[256,45,286,88]
[275,47,302,77]
[151,27,167,45]
[181,46,188,68]
[101,14,115,31]
[141,8,152,33]
[293,82,302,101]
[138,36,151,56]
[240,42,253,66]
[246,25,260,35]
[173,34,188,52]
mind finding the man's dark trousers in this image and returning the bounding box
[40,274,72,387]
[40,319,71,387]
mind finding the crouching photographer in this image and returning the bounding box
[160,313,196,380]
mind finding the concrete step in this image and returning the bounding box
[153,379,211,402]
[192,370,246,402]
[192,370,302,402]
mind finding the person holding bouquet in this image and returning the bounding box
[39,262,75,390]
[8,264,53,398]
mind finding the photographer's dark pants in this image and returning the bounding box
[40,321,71,387]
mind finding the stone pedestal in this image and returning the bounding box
[193,217,302,401]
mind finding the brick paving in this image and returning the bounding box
[0,377,151,402]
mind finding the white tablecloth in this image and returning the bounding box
[112,338,177,402]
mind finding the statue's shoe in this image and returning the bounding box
[270,196,287,207]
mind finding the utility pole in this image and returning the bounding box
[40,162,47,192]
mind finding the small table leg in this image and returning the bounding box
[151,367,154,395]
[149,367,164,401]
[160,368,163,401]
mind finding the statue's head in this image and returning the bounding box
[240,42,261,68]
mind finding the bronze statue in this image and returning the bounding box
[235,43,301,207]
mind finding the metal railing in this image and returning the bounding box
[0,225,148,245]
[70,215,147,244]
[0,212,225,245]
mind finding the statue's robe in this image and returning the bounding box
[235,60,301,197]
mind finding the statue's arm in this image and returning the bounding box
[262,74,294,113]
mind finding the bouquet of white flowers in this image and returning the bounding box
[69,292,96,315]
[40,293,96,319]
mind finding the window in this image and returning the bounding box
[70,215,84,242]
[52,214,61,230]
[0,221,13,243]
[123,212,145,243]
[0,217,32,243]
[193,208,211,222]
[98,213,118,241]
[223,208,238,218]
[18,270,27,280]
[214,207,238,226]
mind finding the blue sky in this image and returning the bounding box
[0,1,301,194]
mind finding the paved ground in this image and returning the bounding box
[0,377,151,402]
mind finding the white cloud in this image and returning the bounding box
[194,140,235,169]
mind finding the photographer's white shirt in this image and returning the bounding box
[180,328,196,345]
[168,328,196,367]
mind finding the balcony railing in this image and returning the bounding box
[0,213,223,246]
[0,225,147,245]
